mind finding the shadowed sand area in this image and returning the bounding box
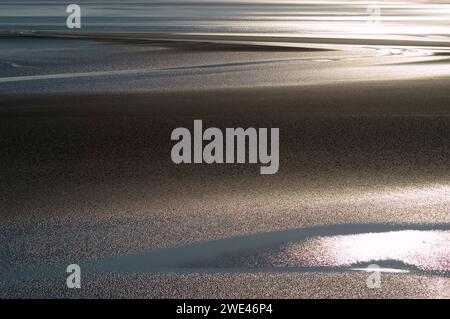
[0,34,449,298]
[2,83,450,298]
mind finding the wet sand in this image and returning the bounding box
[1,36,450,298]
[1,83,450,298]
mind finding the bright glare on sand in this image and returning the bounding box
[285,230,450,272]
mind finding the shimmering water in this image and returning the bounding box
[1,0,450,39]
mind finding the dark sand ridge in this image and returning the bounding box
[2,31,450,48]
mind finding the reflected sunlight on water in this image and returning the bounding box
[283,230,450,272]
[1,0,450,39]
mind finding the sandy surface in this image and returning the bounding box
[2,272,450,299]
[0,35,449,298]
